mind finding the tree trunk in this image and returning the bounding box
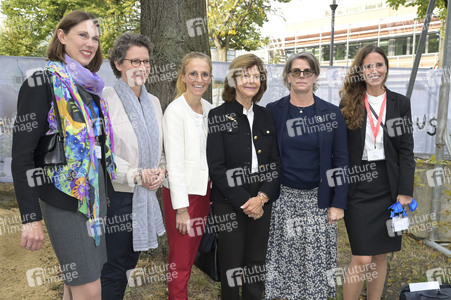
[217,46,228,62]
[141,0,212,110]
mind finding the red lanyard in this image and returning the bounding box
[364,93,386,146]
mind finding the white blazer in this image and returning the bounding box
[103,87,164,193]
[163,94,212,209]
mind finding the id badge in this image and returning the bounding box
[392,216,409,232]
[367,149,384,161]
[95,144,102,159]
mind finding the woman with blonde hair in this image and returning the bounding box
[340,44,414,299]
[162,52,213,300]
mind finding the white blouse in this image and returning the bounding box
[362,92,386,160]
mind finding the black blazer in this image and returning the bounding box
[344,88,415,201]
[11,72,114,224]
[206,100,281,213]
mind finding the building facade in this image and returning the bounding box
[267,1,441,68]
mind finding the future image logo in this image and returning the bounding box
[326,163,378,187]
[26,268,46,287]
[225,163,278,188]
[26,263,78,287]
[127,267,145,287]
[26,68,49,88]
[426,267,451,284]
[226,267,244,287]
[186,17,207,37]
[426,168,451,187]
[386,117,413,137]
[127,263,178,287]
[187,217,207,237]
[225,265,266,287]
[226,167,245,187]
[26,168,50,187]
[286,113,338,137]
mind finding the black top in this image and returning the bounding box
[206,100,281,213]
[11,72,112,224]
[342,88,415,200]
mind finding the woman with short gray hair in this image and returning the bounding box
[265,52,348,299]
[101,32,166,299]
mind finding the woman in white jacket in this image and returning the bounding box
[163,52,213,300]
[101,33,166,300]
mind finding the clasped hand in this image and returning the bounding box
[241,196,263,220]
[135,167,166,191]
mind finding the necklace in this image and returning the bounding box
[291,97,314,114]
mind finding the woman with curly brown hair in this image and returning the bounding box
[339,44,414,300]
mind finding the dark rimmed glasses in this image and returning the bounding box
[289,68,315,78]
[124,58,151,67]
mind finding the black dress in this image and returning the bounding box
[344,160,401,255]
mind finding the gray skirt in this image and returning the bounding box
[40,163,107,286]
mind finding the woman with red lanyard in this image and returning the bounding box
[339,44,414,300]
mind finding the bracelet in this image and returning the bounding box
[258,191,269,206]
[133,170,142,185]
[176,208,188,214]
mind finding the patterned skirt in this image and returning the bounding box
[265,185,337,300]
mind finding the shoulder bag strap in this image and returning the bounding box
[45,70,65,141]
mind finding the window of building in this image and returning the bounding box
[322,45,330,62]
[335,44,346,60]
[286,49,295,58]
[304,46,320,60]
[348,42,361,59]
[366,0,383,10]
[428,33,440,53]
[379,39,389,54]
[395,37,410,55]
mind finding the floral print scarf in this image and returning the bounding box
[45,60,116,245]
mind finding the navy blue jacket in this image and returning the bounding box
[266,94,349,209]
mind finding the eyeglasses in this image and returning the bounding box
[289,68,315,78]
[187,71,212,81]
[124,58,151,67]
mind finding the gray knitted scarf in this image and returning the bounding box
[113,78,165,251]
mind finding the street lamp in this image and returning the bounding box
[330,0,338,66]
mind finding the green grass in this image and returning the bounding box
[0,182,448,300]
[123,220,449,300]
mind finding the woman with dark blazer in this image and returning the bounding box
[207,54,280,300]
[339,44,414,300]
[264,52,348,299]
[12,11,115,299]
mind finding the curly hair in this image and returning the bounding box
[109,33,153,78]
[339,44,389,130]
[175,52,212,98]
[222,54,267,103]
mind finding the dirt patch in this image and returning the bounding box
[0,192,61,300]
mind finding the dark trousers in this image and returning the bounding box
[214,201,272,300]
[101,191,140,300]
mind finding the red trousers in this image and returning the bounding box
[163,186,210,300]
